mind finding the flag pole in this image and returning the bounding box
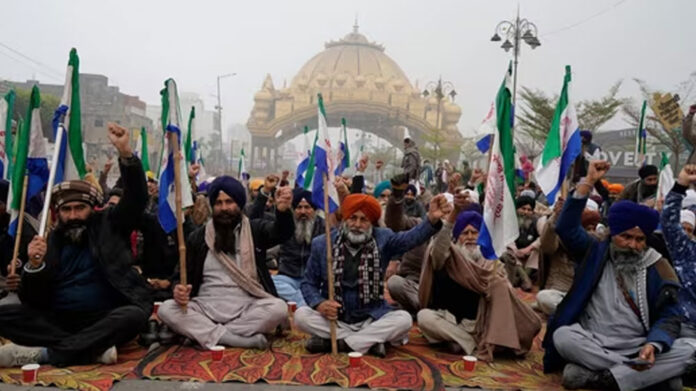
[39,122,66,237]
[9,172,29,276]
[323,173,338,355]
[171,130,188,311]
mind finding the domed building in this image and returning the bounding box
[247,24,462,170]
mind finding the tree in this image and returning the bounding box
[515,81,624,158]
[420,126,459,164]
[13,87,61,140]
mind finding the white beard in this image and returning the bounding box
[294,216,315,245]
[343,222,373,245]
[458,243,483,262]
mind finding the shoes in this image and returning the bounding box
[368,343,386,358]
[562,363,618,390]
[138,320,158,346]
[157,324,176,345]
[305,336,331,353]
[0,343,42,367]
[445,342,463,355]
[97,346,117,365]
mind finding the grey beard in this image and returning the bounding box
[610,243,643,279]
[294,217,315,245]
[518,216,534,229]
[458,243,483,261]
[64,226,87,244]
[342,222,373,246]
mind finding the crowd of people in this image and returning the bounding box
[0,125,695,391]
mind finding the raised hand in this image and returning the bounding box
[427,194,453,224]
[357,155,369,173]
[585,160,610,185]
[263,174,280,194]
[107,123,133,158]
[274,186,293,212]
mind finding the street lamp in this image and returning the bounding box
[423,78,456,163]
[490,7,540,109]
[215,72,236,171]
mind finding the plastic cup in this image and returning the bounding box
[211,346,224,361]
[463,355,477,371]
[287,301,297,313]
[348,352,363,367]
[153,301,162,316]
[21,363,39,383]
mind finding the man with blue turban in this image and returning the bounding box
[545,161,693,391]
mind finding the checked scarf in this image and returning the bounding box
[332,228,383,312]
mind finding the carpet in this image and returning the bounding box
[0,341,147,391]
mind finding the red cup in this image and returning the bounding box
[348,352,362,367]
[211,346,224,361]
[287,301,297,313]
[463,355,477,371]
[153,301,162,316]
[21,363,39,383]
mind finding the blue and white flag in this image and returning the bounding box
[334,118,350,176]
[157,78,193,233]
[295,126,311,187]
[309,94,339,212]
[476,134,492,154]
[54,48,87,183]
[238,148,249,182]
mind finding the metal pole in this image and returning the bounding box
[216,76,223,171]
[512,6,520,110]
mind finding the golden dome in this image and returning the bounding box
[290,25,414,94]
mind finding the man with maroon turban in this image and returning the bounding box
[295,193,450,357]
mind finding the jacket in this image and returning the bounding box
[277,215,325,279]
[543,194,682,373]
[179,208,294,297]
[20,156,153,314]
[401,143,421,181]
[384,195,423,281]
[301,218,441,322]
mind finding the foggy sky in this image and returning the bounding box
[1,0,694,139]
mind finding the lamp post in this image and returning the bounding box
[423,78,456,164]
[215,72,236,171]
[490,7,540,109]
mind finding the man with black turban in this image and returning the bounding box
[619,164,659,204]
[544,160,693,391]
[272,189,324,307]
[158,177,294,350]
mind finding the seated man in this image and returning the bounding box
[660,164,696,338]
[295,193,448,357]
[0,123,152,368]
[403,185,426,219]
[272,189,324,307]
[417,197,540,360]
[544,160,694,391]
[501,195,541,290]
[158,176,293,350]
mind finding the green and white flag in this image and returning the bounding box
[238,147,249,181]
[656,152,674,203]
[135,127,150,173]
[185,106,195,165]
[0,90,15,181]
[56,48,87,182]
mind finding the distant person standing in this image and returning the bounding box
[401,136,421,182]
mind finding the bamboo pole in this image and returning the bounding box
[9,173,29,277]
[323,174,338,355]
[39,123,65,237]
[171,131,187,311]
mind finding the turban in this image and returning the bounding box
[580,130,592,143]
[608,183,624,194]
[581,210,601,229]
[516,195,536,210]
[108,187,124,199]
[460,188,480,204]
[249,178,264,192]
[453,211,482,239]
[208,176,246,209]
[681,209,696,227]
[292,188,315,209]
[405,184,417,195]
[146,171,157,182]
[373,180,392,198]
[52,180,103,209]
[520,189,536,199]
[342,194,382,224]
[607,200,659,236]
[638,165,658,179]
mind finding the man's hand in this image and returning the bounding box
[376,160,384,170]
[173,284,192,306]
[470,168,484,184]
[147,278,171,290]
[447,172,462,193]
[27,235,46,268]
[553,197,565,216]
[5,263,20,291]
[281,170,290,181]
[427,194,453,224]
[453,189,472,213]
[274,186,292,212]
[585,160,610,185]
[317,300,342,321]
[633,344,656,371]
[690,104,696,115]
[678,164,696,187]
[385,260,399,280]
[103,156,114,174]
[263,174,280,194]
[357,155,368,173]
[188,163,201,179]
[107,123,133,158]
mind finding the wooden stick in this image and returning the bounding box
[323,174,338,355]
[171,131,188,312]
[9,173,29,276]
[486,134,496,170]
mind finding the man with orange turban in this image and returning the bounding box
[296,193,451,357]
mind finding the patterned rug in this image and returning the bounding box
[0,341,146,391]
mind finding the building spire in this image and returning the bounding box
[353,15,359,33]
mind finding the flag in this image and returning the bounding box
[309,93,339,212]
[476,134,492,154]
[295,126,311,187]
[135,127,151,172]
[157,78,194,233]
[303,129,319,190]
[535,65,582,206]
[185,106,195,165]
[8,86,48,235]
[238,147,249,182]
[656,152,674,203]
[635,100,648,167]
[478,62,519,260]
[335,117,350,176]
[191,140,208,182]
[54,48,87,183]
[0,90,15,181]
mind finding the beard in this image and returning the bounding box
[213,210,242,254]
[56,219,88,245]
[641,183,657,198]
[342,222,373,246]
[458,242,483,261]
[518,215,534,229]
[294,215,315,245]
[610,243,644,278]
[405,197,415,205]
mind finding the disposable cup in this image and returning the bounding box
[21,363,39,383]
[463,355,477,371]
[348,352,362,367]
[287,301,297,313]
[153,301,162,316]
[211,346,224,361]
